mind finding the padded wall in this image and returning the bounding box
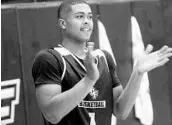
[1,9,27,125]
[99,3,132,85]
[16,6,62,125]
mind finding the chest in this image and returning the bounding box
[61,55,113,96]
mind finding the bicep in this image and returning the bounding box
[36,84,62,119]
[112,85,124,118]
[112,85,123,102]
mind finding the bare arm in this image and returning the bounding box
[112,68,143,119]
[36,76,96,124]
[113,45,172,119]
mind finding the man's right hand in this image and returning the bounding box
[84,42,99,81]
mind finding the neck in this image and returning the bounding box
[61,37,87,59]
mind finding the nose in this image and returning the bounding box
[83,16,91,25]
[83,18,89,25]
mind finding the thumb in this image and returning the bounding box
[86,42,97,63]
[87,42,94,51]
[145,44,153,54]
[85,42,94,58]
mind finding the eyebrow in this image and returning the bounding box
[75,12,93,15]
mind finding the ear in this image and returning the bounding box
[58,19,66,29]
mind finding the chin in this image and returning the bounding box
[83,38,90,43]
[83,35,91,41]
[77,37,90,43]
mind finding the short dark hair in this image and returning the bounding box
[57,0,88,19]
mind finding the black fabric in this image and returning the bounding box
[102,50,121,88]
[32,49,63,87]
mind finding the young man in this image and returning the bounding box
[32,0,172,125]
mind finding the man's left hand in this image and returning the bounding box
[136,44,172,73]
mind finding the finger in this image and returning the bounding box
[87,42,98,64]
[160,47,172,56]
[158,58,169,67]
[159,53,172,61]
[145,44,153,54]
[85,42,94,59]
[85,46,91,57]
[87,42,95,51]
[158,45,168,54]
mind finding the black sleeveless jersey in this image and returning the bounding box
[32,45,121,125]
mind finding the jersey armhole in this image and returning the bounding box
[60,55,66,81]
[47,48,66,81]
[100,50,110,72]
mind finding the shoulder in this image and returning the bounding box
[100,50,115,63]
[33,49,63,64]
[32,49,63,72]
[93,49,113,62]
[34,49,59,61]
[34,49,51,61]
[92,49,111,57]
[101,50,112,58]
[92,49,106,57]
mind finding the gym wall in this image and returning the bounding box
[1,1,172,125]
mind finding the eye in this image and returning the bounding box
[76,14,84,19]
[88,15,93,20]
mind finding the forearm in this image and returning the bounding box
[47,76,96,123]
[113,44,172,119]
[114,67,144,119]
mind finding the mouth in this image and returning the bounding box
[80,27,92,33]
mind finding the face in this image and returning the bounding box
[64,3,93,43]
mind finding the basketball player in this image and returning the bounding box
[32,0,172,125]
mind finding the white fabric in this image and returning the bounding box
[131,16,154,125]
[97,19,117,125]
[98,19,117,66]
